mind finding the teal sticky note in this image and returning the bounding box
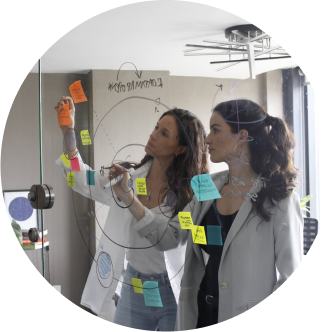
[207,225,223,246]
[86,170,95,186]
[143,281,163,307]
[191,174,221,201]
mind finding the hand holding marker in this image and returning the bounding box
[104,164,135,189]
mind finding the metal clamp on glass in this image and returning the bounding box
[28,184,54,209]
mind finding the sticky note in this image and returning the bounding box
[70,157,80,171]
[191,225,207,245]
[80,130,91,145]
[131,278,143,294]
[61,154,71,167]
[191,174,221,201]
[178,212,193,229]
[69,80,87,103]
[67,172,76,187]
[135,178,147,195]
[207,225,223,246]
[86,170,95,186]
[143,281,163,307]
[57,104,72,126]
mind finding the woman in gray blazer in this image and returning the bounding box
[111,99,303,330]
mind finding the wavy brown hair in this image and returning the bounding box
[213,99,298,222]
[121,108,209,218]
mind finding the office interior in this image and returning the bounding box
[0,1,319,327]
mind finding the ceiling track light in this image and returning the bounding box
[184,24,290,79]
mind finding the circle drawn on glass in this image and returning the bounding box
[166,191,177,207]
[8,197,33,222]
[97,252,112,279]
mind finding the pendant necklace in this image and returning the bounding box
[146,177,167,202]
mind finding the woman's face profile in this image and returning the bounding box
[145,114,181,160]
[205,112,238,164]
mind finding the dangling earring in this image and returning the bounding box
[233,144,245,156]
[175,153,178,157]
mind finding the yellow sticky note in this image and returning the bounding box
[131,277,144,294]
[80,130,91,145]
[67,172,76,187]
[61,154,71,167]
[135,178,147,195]
[191,226,207,245]
[178,212,193,229]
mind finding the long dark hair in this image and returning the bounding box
[121,108,209,218]
[213,99,298,222]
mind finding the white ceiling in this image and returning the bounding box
[31,1,297,79]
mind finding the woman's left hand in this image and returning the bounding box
[108,163,131,199]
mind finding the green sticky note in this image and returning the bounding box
[178,212,193,229]
[61,154,71,167]
[80,130,91,145]
[67,172,76,187]
[143,281,163,307]
[131,277,144,294]
[191,225,207,245]
[191,174,221,201]
[86,170,95,186]
[207,225,223,246]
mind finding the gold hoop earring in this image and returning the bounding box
[233,144,245,156]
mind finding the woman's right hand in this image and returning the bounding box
[54,96,75,132]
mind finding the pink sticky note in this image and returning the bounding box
[70,157,80,171]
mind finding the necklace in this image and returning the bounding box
[146,177,167,201]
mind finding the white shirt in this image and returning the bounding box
[55,153,187,319]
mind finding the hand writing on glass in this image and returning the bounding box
[108,163,131,199]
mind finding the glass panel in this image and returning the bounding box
[2,1,319,330]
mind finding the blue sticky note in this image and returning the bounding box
[207,225,223,246]
[143,281,163,307]
[86,170,95,186]
[191,174,221,201]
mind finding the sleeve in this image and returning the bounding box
[55,152,114,206]
[272,191,304,292]
[132,196,198,252]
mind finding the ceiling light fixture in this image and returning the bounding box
[184,24,290,79]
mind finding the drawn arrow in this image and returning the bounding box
[87,236,103,250]
[117,62,142,81]
[155,107,159,113]
[216,84,223,90]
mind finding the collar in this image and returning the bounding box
[131,159,153,179]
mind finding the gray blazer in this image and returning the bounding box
[140,170,303,329]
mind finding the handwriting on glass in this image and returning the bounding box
[220,189,258,201]
[108,78,163,93]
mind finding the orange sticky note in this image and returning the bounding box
[58,104,72,126]
[69,80,87,103]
